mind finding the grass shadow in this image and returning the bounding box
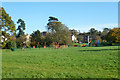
[79,49,119,52]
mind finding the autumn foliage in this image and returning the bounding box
[107,28,120,43]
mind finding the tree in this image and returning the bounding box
[48,16,58,21]
[6,41,16,49]
[44,33,53,46]
[46,16,72,45]
[69,29,78,35]
[0,7,16,48]
[103,28,109,33]
[15,19,26,48]
[47,16,61,33]
[89,28,98,35]
[101,28,110,40]
[16,19,25,38]
[97,31,102,36]
[30,30,42,46]
[16,35,26,48]
[54,25,72,45]
[106,28,120,43]
[77,35,84,42]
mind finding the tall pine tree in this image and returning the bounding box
[0,7,16,48]
[16,19,25,38]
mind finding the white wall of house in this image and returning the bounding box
[72,35,77,41]
[26,34,30,43]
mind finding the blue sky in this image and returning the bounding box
[2,2,118,34]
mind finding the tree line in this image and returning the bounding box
[0,7,120,49]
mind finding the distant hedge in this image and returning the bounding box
[101,42,112,46]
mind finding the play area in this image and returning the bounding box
[20,36,102,51]
[1,2,119,79]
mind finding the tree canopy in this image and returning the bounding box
[0,7,16,48]
[46,16,72,45]
[106,28,120,43]
[30,30,41,43]
[0,7,16,39]
[16,19,25,38]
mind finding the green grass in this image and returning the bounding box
[73,43,88,46]
[2,46,118,78]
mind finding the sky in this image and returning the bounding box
[2,2,118,34]
[1,0,119,2]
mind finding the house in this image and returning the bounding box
[72,35,76,41]
[72,35,78,42]
[25,34,31,43]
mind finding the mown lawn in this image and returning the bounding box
[2,46,118,78]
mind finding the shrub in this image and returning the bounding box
[112,43,120,46]
[101,42,112,46]
[16,35,26,48]
[6,41,16,49]
[2,42,6,49]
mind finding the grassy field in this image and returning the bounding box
[2,46,118,78]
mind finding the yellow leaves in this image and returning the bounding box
[109,28,120,43]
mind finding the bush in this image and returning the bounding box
[2,41,7,49]
[6,41,16,49]
[16,35,26,48]
[112,43,120,46]
[101,42,112,46]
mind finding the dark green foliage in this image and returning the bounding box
[31,30,41,42]
[97,31,102,36]
[16,19,25,38]
[48,16,58,21]
[44,33,53,46]
[16,19,26,48]
[101,42,112,46]
[112,43,120,46]
[69,29,78,35]
[17,30,24,37]
[17,19,25,30]
[89,28,98,35]
[30,30,42,47]
[101,28,110,40]
[6,41,16,49]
